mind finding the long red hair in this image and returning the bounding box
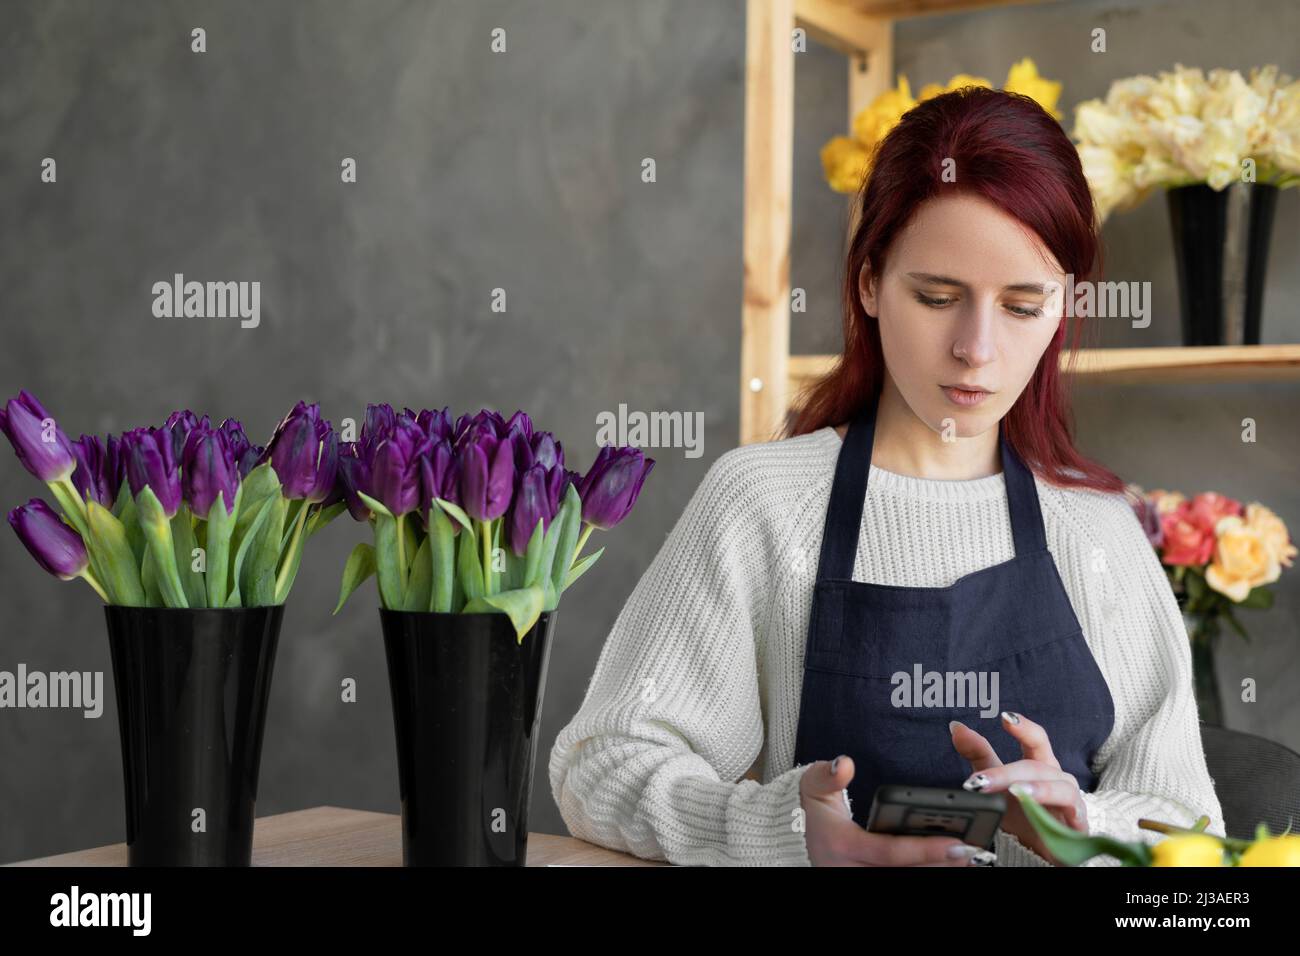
[785,86,1125,494]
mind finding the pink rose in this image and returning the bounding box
[1160,502,1216,567]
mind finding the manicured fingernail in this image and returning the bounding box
[963,773,989,792]
[947,844,979,860]
[831,756,842,774]
[1009,782,1034,798]
[1002,711,1020,724]
[948,720,962,735]
[970,850,997,866]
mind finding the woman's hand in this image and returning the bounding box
[948,712,1089,865]
[799,755,996,866]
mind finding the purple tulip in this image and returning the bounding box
[183,427,239,516]
[121,427,183,517]
[459,430,515,522]
[531,432,562,471]
[368,419,428,517]
[71,434,123,506]
[577,446,655,530]
[504,410,533,442]
[261,401,339,503]
[218,419,264,479]
[8,498,88,579]
[164,410,211,462]
[418,439,459,526]
[0,390,77,482]
[416,407,454,443]
[508,463,551,556]
[337,443,373,521]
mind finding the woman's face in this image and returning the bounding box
[859,192,1066,439]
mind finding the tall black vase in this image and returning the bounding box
[379,608,558,866]
[1166,182,1278,346]
[104,605,284,866]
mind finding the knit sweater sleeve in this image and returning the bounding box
[994,490,1225,867]
[547,449,813,866]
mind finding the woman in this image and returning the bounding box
[548,87,1223,866]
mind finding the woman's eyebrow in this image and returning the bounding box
[905,272,1049,294]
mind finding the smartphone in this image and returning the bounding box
[865,784,1006,849]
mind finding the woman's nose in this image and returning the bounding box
[952,302,998,365]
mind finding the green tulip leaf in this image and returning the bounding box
[403,535,433,612]
[1013,790,1152,867]
[563,546,605,592]
[357,491,393,519]
[521,517,546,590]
[204,489,239,608]
[227,495,274,608]
[308,501,347,536]
[170,509,207,608]
[333,542,377,614]
[463,584,545,644]
[433,496,474,535]
[427,500,455,613]
[86,501,146,606]
[457,521,484,604]
[372,511,405,610]
[134,487,188,609]
[549,485,582,599]
[243,493,287,607]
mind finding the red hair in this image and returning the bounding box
[786,86,1125,494]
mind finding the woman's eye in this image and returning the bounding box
[914,292,953,308]
[1007,304,1044,318]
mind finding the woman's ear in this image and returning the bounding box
[858,263,878,317]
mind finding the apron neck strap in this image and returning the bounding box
[816,394,1047,582]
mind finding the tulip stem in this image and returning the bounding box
[479,519,492,594]
[574,524,595,564]
[78,568,110,603]
[396,513,407,582]
[274,499,311,600]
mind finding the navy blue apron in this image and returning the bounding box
[792,393,1115,826]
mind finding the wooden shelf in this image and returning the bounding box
[788,345,1300,400]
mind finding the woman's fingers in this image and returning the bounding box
[949,720,1003,771]
[963,759,1074,794]
[999,711,1059,768]
[1009,781,1089,832]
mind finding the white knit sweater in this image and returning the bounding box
[548,425,1225,866]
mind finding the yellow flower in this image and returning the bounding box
[1239,834,1300,866]
[821,136,873,194]
[1148,489,1186,514]
[851,75,916,148]
[1243,502,1298,569]
[1005,58,1063,120]
[1151,834,1225,867]
[1205,515,1281,602]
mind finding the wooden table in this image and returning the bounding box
[10,806,669,867]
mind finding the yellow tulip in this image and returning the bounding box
[820,136,872,194]
[1239,834,1300,867]
[1005,57,1064,121]
[1150,834,1226,867]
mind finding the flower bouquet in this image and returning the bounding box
[333,404,653,865]
[1072,63,1300,344]
[2,391,344,865]
[820,58,1063,194]
[1126,484,1295,725]
[1014,790,1299,866]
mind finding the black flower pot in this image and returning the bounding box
[379,608,558,866]
[104,605,284,866]
[1166,182,1278,346]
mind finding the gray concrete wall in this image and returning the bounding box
[0,0,1295,862]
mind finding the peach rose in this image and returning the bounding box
[1244,502,1298,569]
[1205,515,1281,602]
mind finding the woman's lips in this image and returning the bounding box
[941,385,991,407]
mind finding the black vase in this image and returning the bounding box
[379,608,558,866]
[104,605,284,866]
[1166,182,1278,345]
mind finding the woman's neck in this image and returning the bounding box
[834,377,1002,481]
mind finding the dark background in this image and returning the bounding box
[1,0,1296,861]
